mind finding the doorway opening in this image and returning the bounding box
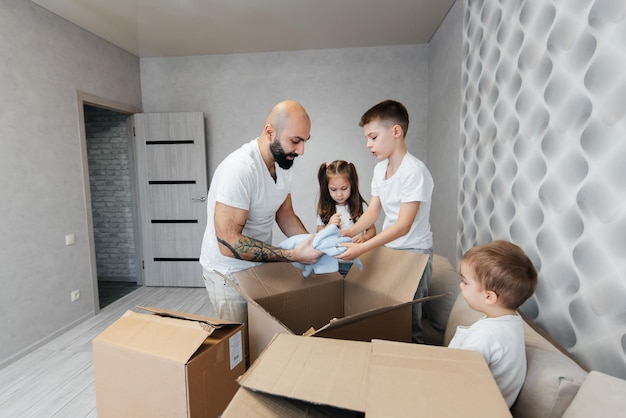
[80,97,143,309]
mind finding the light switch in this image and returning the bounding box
[65,234,76,246]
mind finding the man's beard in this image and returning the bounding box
[270,137,298,169]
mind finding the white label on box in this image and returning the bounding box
[229,330,243,370]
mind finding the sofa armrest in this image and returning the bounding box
[561,371,626,417]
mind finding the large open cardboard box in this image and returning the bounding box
[229,246,446,363]
[93,306,246,418]
[222,334,511,417]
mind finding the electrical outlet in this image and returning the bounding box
[71,289,80,302]
[65,234,76,246]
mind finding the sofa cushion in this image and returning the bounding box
[561,371,626,418]
[423,255,462,340]
[510,323,588,418]
[443,293,484,346]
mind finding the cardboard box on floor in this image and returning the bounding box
[93,306,246,418]
[229,246,447,363]
[222,334,511,418]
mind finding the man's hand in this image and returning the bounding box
[291,234,323,265]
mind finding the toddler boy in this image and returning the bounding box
[448,240,538,408]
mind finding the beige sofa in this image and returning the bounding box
[423,255,626,418]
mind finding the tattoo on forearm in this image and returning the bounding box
[217,238,243,259]
[237,236,291,262]
[217,236,291,262]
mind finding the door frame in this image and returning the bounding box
[76,91,142,314]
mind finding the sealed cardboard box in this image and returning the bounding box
[223,334,511,417]
[229,246,446,363]
[93,306,245,418]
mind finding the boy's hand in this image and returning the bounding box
[352,235,367,244]
[340,228,353,238]
[336,241,364,261]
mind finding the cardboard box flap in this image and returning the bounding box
[238,334,371,412]
[310,292,451,337]
[232,263,341,300]
[217,272,302,335]
[137,305,241,330]
[344,247,428,306]
[222,387,359,418]
[95,310,210,364]
[365,340,510,417]
[228,335,510,418]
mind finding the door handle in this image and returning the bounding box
[192,197,206,202]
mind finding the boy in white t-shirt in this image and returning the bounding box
[338,99,434,343]
[448,240,538,408]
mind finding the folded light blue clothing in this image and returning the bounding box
[278,225,363,277]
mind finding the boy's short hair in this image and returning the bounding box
[359,99,409,137]
[463,240,538,309]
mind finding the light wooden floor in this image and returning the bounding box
[0,286,215,418]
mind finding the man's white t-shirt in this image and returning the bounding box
[448,315,527,408]
[371,152,433,250]
[199,139,292,275]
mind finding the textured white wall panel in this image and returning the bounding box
[459,0,626,378]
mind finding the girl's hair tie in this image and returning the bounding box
[326,162,330,167]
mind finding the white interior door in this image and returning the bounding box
[133,112,207,287]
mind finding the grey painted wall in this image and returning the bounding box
[0,0,141,366]
[140,45,430,242]
[427,0,464,265]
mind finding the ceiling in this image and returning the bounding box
[30,0,455,58]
